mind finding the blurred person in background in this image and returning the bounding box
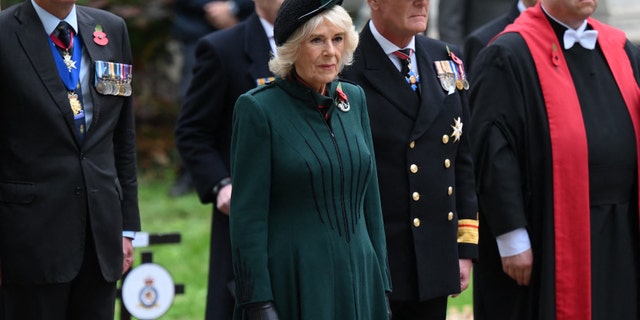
[341,0,479,318]
[438,0,512,48]
[464,0,537,75]
[174,0,281,318]
[229,0,391,318]
[169,0,255,197]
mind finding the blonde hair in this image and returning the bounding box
[269,5,359,78]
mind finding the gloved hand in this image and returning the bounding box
[245,301,279,320]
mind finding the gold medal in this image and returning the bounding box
[68,92,82,115]
[456,79,464,91]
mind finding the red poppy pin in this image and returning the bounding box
[93,25,109,46]
[336,83,350,112]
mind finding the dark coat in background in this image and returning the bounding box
[463,1,521,76]
[174,13,273,320]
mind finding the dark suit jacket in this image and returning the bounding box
[438,0,514,47]
[174,13,273,320]
[341,24,478,301]
[0,2,140,285]
[464,2,521,74]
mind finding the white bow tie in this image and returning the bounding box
[563,28,598,50]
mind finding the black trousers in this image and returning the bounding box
[389,296,448,320]
[3,231,117,320]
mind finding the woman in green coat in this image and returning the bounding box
[229,0,391,319]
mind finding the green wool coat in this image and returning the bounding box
[230,77,391,320]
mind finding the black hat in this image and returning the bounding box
[274,0,343,46]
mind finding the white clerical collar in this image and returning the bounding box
[541,3,588,33]
[517,1,527,13]
[31,0,78,35]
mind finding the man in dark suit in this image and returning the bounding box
[438,0,512,48]
[464,0,537,74]
[174,0,281,318]
[168,0,255,197]
[0,0,140,319]
[341,0,479,318]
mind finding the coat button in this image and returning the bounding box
[448,212,454,221]
[409,141,416,149]
[442,135,450,144]
[444,159,451,168]
[410,164,418,174]
[413,218,421,228]
[448,186,453,196]
[412,192,420,201]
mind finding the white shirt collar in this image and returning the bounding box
[259,16,276,56]
[517,1,527,13]
[368,20,416,55]
[31,0,78,35]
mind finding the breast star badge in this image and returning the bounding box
[451,117,463,142]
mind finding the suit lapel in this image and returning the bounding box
[76,8,100,137]
[15,1,79,142]
[410,37,446,139]
[359,26,420,120]
[244,14,273,85]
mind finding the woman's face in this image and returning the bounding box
[294,19,345,93]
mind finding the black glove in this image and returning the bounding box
[386,294,392,320]
[245,301,279,320]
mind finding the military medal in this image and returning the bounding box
[62,51,77,72]
[68,92,83,115]
[448,48,470,91]
[95,60,133,96]
[450,117,463,142]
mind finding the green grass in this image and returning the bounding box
[119,173,472,319]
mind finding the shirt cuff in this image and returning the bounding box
[122,231,136,239]
[496,228,531,257]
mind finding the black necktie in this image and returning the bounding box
[393,48,412,78]
[54,21,73,50]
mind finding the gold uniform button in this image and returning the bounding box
[412,192,420,201]
[410,164,419,174]
[444,159,451,168]
[442,135,450,144]
[409,141,416,149]
[448,186,453,196]
[448,212,454,221]
[413,218,421,228]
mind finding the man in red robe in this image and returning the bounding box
[469,0,640,319]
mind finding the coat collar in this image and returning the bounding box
[357,24,449,138]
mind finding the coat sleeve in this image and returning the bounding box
[175,35,231,204]
[469,41,529,238]
[229,93,274,305]
[113,16,140,232]
[454,83,479,260]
